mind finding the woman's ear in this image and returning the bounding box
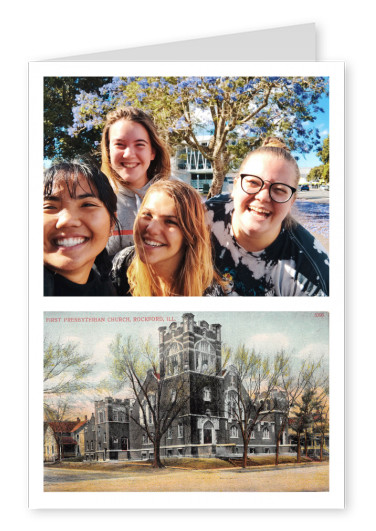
[110,214,117,235]
[231,176,239,199]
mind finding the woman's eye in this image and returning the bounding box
[245,178,260,187]
[166,219,178,226]
[274,187,288,195]
[43,203,57,211]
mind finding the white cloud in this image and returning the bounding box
[90,336,113,363]
[247,333,290,353]
[296,342,328,360]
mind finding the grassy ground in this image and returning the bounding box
[46,455,328,471]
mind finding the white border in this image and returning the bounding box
[29,61,344,509]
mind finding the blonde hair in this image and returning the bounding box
[239,136,300,189]
[236,136,299,229]
[127,180,221,296]
[100,107,171,192]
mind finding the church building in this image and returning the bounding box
[85,314,289,461]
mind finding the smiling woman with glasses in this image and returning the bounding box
[206,137,329,296]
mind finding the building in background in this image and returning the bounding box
[84,398,130,461]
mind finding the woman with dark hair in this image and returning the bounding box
[206,138,329,296]
[111,180,225,296]
[43,158,118,296]
[101,106,171,257]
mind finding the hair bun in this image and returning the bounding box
[262,137,290,151]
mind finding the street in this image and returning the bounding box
[293,190,329,250]
[44,462,329,492]
[297,189,329,204]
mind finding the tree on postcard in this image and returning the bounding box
[274,353,323,465]
[43,338,94,421]
[62,76,328,197]
[225,346,284,468]
[109,334,213,468]
[312,379,330,461]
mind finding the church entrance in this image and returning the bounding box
[203,421,214,444]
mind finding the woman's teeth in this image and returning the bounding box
[249,206,271,217]
[144,239,164,247]
[55,237,86,247]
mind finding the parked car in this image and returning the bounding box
[300,184,310,191]
[320,184,329,191]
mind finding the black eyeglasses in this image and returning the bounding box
[240,174,296,203]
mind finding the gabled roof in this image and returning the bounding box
[48,421,78,434]
[71,419,88,432]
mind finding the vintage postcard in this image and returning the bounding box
[31,309,343,509]
[28,61,344,509]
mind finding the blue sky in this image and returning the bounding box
[294,92,329,169]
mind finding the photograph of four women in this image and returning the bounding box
[43,106,329,297]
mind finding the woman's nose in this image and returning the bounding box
[55,208,81,228]
[254,183,271,201]
[122,146,134,158]
[146,218,161,234]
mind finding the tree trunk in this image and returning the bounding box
[304,429,308,457]
[152,438,165,469]
[320,434,324,462]
[242,435,248,468]
[207,152,229,198]
[297,432,301,463]
[275,436,280,466]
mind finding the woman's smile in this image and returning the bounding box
[135,191,185,278]
[231,154,296,251]
[43,175,112,284]
[109,120,155,189]
[143,238,166,248]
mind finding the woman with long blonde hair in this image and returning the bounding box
[111,180,225,296]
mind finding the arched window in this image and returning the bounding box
[166,341,183,375]
[226,390,237,419]
[203,388,211,401]
[195,340,216,373]
[262,426,270,439]
[230,425,238,438]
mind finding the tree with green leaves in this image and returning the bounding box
[307,135,329,184]
[274,353,322,465]
[43,338,94,421]
[312,378,330,460]
[290,387,319,462]
[226,346,285,468]
[44,77,111,161]
[109,334,207,468]
[50,75,328,197]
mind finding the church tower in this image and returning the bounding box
[158,313,226,457]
